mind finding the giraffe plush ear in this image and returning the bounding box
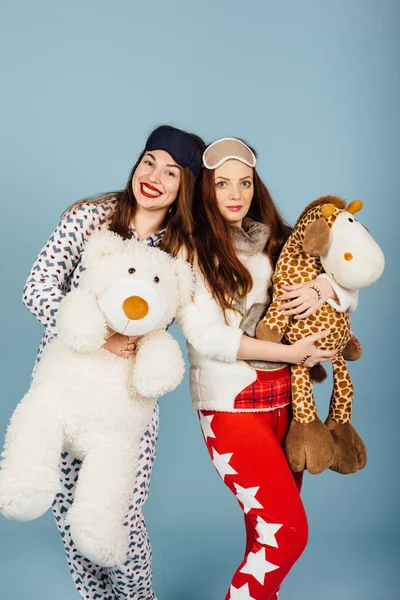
[302,218,331,256]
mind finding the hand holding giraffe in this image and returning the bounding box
[288,329,337,368]
[278,278,335,320]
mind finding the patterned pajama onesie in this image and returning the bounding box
[23,199,165,600]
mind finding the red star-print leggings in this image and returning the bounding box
[200,397,307,599]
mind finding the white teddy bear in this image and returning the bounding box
[0,230,194,567]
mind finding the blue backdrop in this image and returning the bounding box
[0,1,399,598]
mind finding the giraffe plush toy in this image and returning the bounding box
[256,196,385,475]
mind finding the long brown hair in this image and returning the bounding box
[193,145,291,316]
[63,125,205,260]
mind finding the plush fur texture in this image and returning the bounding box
[0,232,194,566]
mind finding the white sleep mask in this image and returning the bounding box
[202,137,257,170]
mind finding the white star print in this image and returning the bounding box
[212,448,238,481]
[229,582,256,600]
[234,483,263,514]
[240,547,279,585]
[255,517,282,547]
[199,412,216,441]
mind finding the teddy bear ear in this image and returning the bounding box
[302,217,331,256]
[82,230,125,267]
[172,257,195,309]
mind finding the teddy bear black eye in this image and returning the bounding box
[128,268,136,274]
[348,218,354,223]
[154,276,160,283]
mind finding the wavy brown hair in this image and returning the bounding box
[63,125,205,260]
[193,145,291,316]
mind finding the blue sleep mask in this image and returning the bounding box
[144,126,200,178]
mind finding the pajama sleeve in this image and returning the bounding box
[177,271,243,363]
[316,273,359,313]
[22,204,95,332]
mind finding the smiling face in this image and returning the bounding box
[131,149,182,215]
[213,159,254,227]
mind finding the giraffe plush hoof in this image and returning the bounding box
[342,336,363,361]
[255,322,283,343]
[284,417,335,475]
[325,418,367,474]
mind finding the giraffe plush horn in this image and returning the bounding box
[347,200,363,215]
[321,203,336,218]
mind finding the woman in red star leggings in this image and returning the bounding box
[179,138,358,600]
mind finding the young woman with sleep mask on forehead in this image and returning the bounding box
[20,124,205,600]
[178,137,358,600]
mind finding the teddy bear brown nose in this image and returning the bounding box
[344,252,353,261]
[122,296,149,320]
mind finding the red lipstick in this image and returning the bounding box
[140,182,162,198]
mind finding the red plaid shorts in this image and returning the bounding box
[234,366,291,410]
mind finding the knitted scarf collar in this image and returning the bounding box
[230,217,270,255]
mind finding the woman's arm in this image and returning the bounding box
[277,275,358,320]
[178,297,244,363]
[22,204,95,332]
[237,330,335,368]
[178,279,336,368]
